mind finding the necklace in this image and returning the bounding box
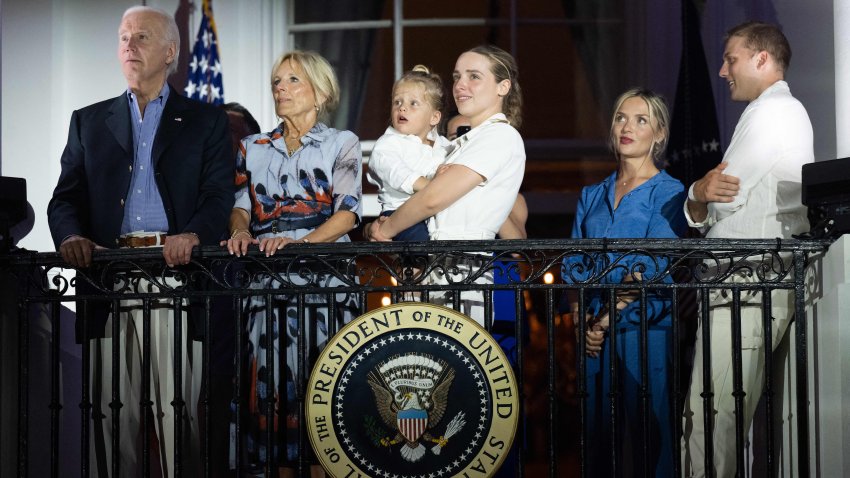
[282,123,300,155]
[618,154,651,187]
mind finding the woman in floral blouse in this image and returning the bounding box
[223,50,361,477]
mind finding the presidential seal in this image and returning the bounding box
[306,303,518,478]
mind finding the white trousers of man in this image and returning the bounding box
[682,282,794,478]
[90,277,202,478]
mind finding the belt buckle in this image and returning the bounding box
[119,231,166,248]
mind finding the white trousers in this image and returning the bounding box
[90,278,202,478]
[427,253,493,325]
[682,285,794,478]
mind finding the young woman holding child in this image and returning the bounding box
[365,45,526,322]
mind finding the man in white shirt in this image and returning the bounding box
[681,21,814,477]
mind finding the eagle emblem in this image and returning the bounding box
[367,353,466,463]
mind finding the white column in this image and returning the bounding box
[806,235,850,475]
[836,1,850,156]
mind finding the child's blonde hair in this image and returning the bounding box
[392,65,445,113]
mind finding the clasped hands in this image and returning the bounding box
[573,289,637,358]
[574,309,611,358]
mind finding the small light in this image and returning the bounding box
[381,296,392,307]
[390,277,398,286]
[543,272,554,284]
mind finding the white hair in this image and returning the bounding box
[122,5,180,76]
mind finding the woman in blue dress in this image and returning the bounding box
[563,88,686,476]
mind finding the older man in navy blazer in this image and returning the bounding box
[47,5,232,477]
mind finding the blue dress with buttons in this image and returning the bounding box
[563,170,686,477]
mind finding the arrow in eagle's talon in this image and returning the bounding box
[431,436,449,447]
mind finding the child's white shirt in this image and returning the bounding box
[366,126,451,211]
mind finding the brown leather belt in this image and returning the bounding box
[117,234,168,248]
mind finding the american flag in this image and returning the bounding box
[184,0,224,104]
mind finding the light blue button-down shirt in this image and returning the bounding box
[121,84,170,234]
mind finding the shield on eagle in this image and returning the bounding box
[397,408,428,442]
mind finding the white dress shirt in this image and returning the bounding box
[430,113,526,239]
[367,126,451,211]
[685,80,814,239]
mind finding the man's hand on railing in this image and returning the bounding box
[59,235,105,268]
[163,232,200,267]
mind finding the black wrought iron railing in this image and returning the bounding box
[0,238,829,477]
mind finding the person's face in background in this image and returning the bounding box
[391,81,441,142]
[446,114,471,140]
[226,111,255,157]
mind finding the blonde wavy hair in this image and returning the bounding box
[270,50,340,118]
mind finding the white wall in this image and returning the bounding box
[0,0,281,252]
[1,0,118,253]
[778,0,836,162]
[836,1,850,157]
[806,235,850,475]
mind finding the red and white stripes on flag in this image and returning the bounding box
[397,412,428,442]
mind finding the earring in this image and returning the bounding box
[315,104,320,113]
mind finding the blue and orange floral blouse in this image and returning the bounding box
[234,122,362,240]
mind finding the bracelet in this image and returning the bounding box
[230,229,252,239]
[184,231,199,239]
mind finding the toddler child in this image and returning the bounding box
[367,65,451,240]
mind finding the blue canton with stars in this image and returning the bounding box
[184,0,224,104]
